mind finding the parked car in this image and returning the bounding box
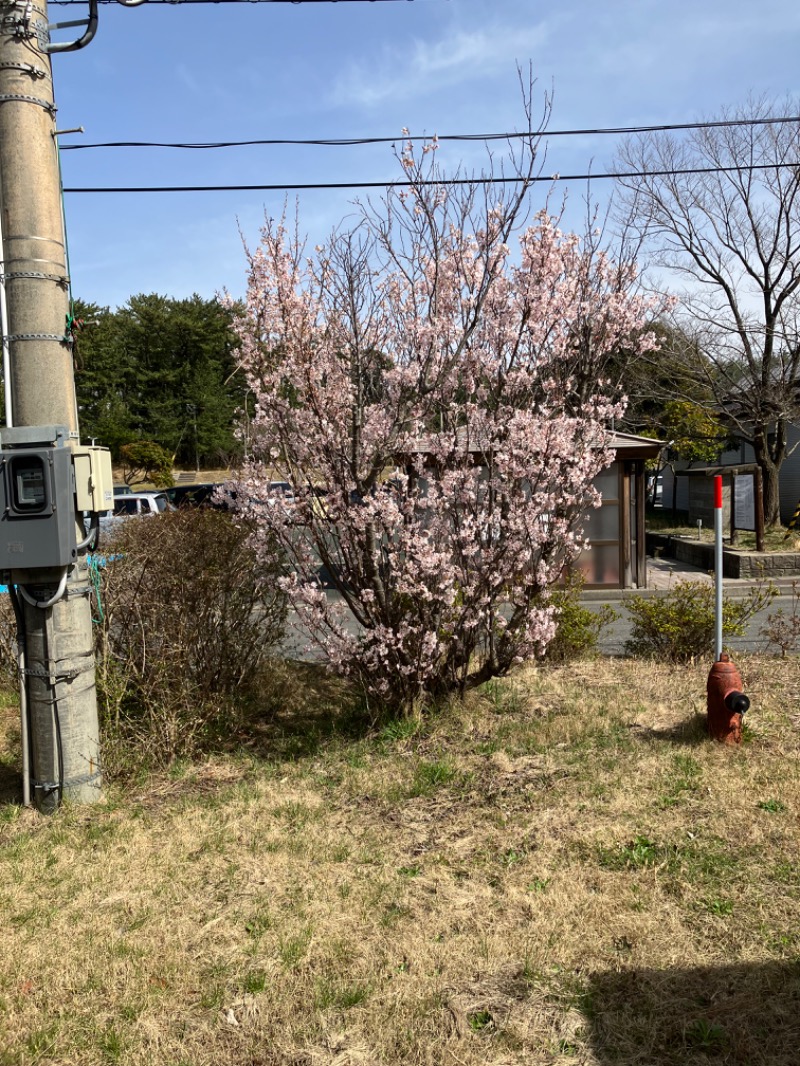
[100,491,175,532]
[267,481,295,504]
[113,492,173,517]
[164,482,222,509]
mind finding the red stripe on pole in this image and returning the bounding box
[714,475,723,509]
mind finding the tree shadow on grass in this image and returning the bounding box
[228,658,377,763]
[0,704,22,804]
[586,961,800,1065]
[0,755,21,804]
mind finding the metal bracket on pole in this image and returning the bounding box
[7,332,72,344]
[2,271,69,285]
[3,1,48,16]
[30,778,59,793]
[0,17,34,41]
[32,768,101,791]
[0,93,55,114]
[0,62,49,80]
[22,661,94,682]
[0,12,49,50]
[3,234,66,249]
[64,583,92,601]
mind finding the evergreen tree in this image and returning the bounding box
[73,294,246,467]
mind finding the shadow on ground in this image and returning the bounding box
[231,659,374,762]
[0,756,20,804]
[0,704,21,804]
[587,961,800,1065]
[630,713,709,747]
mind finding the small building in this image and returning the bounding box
[396,429,662,592]
[718,425,800,526]
[572,432,662,589]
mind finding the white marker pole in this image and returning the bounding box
[714,474,723,662]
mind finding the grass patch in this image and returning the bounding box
[407,756,461,796]
[647,509,800,551]
[0,656,799,1064]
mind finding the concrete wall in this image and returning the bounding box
[646,532,800,578]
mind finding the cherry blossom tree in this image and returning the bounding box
[230,127,658,714]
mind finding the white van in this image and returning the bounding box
[100,491,174,531]
[113,492,172,517]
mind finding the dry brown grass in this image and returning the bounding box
[0,655,799,1065]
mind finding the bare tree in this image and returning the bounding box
[616,98,800,526]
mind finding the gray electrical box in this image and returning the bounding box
[73,444,114,512]
[0,426,77,572]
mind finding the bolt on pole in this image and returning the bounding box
[0,0,101,810]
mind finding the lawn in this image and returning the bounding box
[1,656,799,1065]
[647,509,800,553]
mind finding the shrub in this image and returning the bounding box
[543,578,619,663]
[93,508,287,775]
[119,440,174,488]
[760,580,800,658]
[624,580,774,663]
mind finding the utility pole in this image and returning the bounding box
[0,0,103,811]
[187,402,199,472]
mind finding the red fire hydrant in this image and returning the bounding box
[706,654,750,745]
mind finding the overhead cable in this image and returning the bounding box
[51,0,420,5]
[61,161,800,194]
[58,115,800,152]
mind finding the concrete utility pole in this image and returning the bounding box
[0,0,101,810]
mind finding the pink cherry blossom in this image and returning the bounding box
[229,137,659,714]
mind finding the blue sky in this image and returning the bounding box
[52,0,800,310]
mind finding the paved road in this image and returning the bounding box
[281,565,799,661]
[585,557,798,657]
[586,591,797,658]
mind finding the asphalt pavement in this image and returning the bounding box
[281,555,798,662]
[584,556,798,657]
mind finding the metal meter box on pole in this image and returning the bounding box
[0,426,77,572]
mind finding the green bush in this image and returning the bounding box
[94,508,287,775]
[760,580,800,658]
[543,578,619,663]
[624,580,774,663]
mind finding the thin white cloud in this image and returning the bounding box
[332,20,553,110]
[174,63,202,95]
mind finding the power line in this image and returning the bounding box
[50,0,421,5]
[58,115,800,152]
[61,161,800,194]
